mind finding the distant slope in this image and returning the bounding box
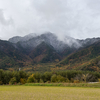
[56,40,100,71]
[0,32,100,72]
[9,32,100,56]
[9,33,37,43]
[9,32,82,54]
[0,40,31,69]
[0,40,30,61]
[29,42,61,63]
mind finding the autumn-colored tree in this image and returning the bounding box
[27,74,35,83]
[20,78,26,84]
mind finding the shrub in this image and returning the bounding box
[0,81,3,85]
[20,78,26,84]
[34,73,41,83]
[51,74,57,82]
[86,74,98,82]
[74,74,82,82]
[9,77,17,85]
[98,79,100,82]
[57,75,65,82]
[39,79,44,83]
[71,78,74,83]
[66,78,70,83]
[27,74,35,83]
[74,80,80,83]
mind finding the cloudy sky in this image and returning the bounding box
[0,0,100,40]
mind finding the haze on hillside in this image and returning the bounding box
[0,0,100,40]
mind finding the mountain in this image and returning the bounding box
[0,40,30,61]
[9,32,100,54]
[56,40,100,71]
[9,32,81,53]
[78,37,100,47]
[29,42,61,63]
[0,32,100,72]
[9,33,37,43]
[0,40,31,69]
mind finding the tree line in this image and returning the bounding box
[0,69,100,85]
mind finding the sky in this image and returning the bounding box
[0,0,100,40]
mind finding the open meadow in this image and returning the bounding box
[0,86,100,100]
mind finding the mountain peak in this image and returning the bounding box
[8,32,100,53]
[9,33,38,43]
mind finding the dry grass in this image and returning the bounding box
[0,86,100,100]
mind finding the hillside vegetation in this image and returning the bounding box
[0,69,100,85]
[56,41,100,71]
[0,33,100,72]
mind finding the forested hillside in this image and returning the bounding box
[0,33,100,72]
[56,40,100,71]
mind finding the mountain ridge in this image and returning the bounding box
[0,32,100,72]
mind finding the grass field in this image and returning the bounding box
[0,86,100,100]
[24,83,100,88]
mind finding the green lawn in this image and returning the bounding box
[0,86,100,100]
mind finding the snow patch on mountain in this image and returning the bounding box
[9,32,100,52]
[9,33,38,43]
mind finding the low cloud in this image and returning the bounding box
[0,9,13,26]
[0,0,100,40]
[0,9,14,39]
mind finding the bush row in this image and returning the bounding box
[0,69,100,85]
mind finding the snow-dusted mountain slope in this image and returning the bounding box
[9,32,100,53]
[9,32,80,52]
[9,33,37,43]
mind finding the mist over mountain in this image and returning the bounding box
[8,32,100,63]
[0,32,100,71]
[9,32,100,53]
[57,39,100,71]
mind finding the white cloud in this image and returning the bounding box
[0,0,100,40]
